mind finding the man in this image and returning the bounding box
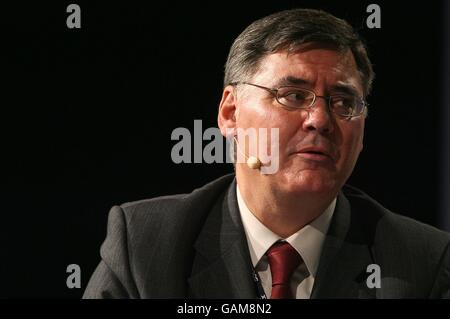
[83,8,450,298]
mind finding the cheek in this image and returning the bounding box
[355,121,365,153]
[341,121,365,161]
[357,131,364,153]
[262,111,303,155]
[237,100,288,131]
[236,104,299,163]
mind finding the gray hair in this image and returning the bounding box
[224,8,374,97]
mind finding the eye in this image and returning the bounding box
[332,96,353,107]
[278,89,314,108]
[331,96,357,115]
[283,90,309,102]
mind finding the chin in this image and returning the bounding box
[280,170,338,195]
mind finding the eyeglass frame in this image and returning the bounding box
[229,81,368,119]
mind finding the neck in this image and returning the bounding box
[236,170,337,238]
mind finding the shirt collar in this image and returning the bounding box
[237,184,336,277]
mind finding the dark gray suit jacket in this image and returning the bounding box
[83,174,450,298]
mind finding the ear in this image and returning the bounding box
[217,85,238,137]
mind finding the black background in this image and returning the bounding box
[1,1,447,298]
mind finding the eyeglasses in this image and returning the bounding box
[231,81,367,118]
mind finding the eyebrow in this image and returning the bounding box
[274,76,310,87]
[332,81,360,96]
[273,76,361,97]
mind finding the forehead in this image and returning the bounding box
[253,44,363,93]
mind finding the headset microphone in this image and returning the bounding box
[233,136,262,170]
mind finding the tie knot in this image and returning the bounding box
[266,241,302,298]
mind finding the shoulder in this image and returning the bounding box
[342,184,450,292]
[118,174,234,224]
[106,174,235,252]
[98,174,235,296]
[342,184,450,247]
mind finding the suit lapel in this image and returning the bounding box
[311,192,377,298]
[188,179,258,298]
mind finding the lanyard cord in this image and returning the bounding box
[252,268,268,299]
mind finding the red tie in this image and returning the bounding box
[266,241,302,299]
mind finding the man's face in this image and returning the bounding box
[234,44,365,196]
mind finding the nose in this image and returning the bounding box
[301,97,334,134]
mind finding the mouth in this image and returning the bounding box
[292,147,335,162]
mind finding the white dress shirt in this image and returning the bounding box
[236,185,336,299]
